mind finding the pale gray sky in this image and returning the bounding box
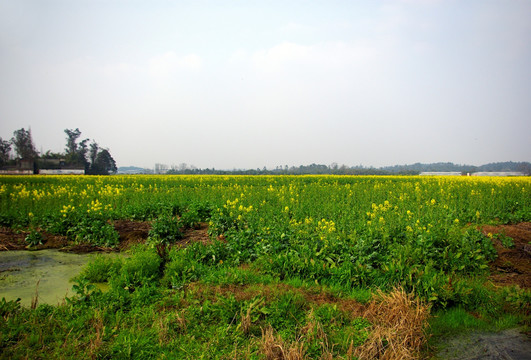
[1,0,530,169]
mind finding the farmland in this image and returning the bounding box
[1,175,530,359]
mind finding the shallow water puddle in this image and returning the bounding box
[0,249,103,306]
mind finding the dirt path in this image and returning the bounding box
[480,222,531,289]
[436,328,531,360]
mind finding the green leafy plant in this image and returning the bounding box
[494,233,515,248]
[148,216,183,244]
[180,209,201,229]
[25,229,43,247]
[0,297,21,318]
[77,254,122,283]
[67,217,119,247]
[162,248,205,288]
[69,278,99,303]
[111,247,161,290]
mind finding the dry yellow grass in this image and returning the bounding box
[351,288,430,360]
[262,326,306,360]
[260,287,430,360]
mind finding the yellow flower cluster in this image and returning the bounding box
[60,204,75,217]
[87,199,103,214]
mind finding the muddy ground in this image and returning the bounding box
[0,220,211,253]
[436,328,531,360]
[480,222,531,289]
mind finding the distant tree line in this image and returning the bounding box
[159,161,530,176]
[0,128,117,175]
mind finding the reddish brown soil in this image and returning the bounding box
[480,222,531,289]
[0,221,211,253]
[0,227,68,251]
[114,220,152,251]
[176,223,211,247]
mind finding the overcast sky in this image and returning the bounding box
[1,0,530,170]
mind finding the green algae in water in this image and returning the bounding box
[0,249,110,306]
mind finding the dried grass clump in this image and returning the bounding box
[31,280,40,310]
[299,309,333,359]
[261,326,306,360]
[89,310,104,357]
[240,306,252,335]
[351,288,430,360]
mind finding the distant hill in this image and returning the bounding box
[477,162,531,173]
[383,161,530,175]
[117,166,153,174]
[119,161,530,175]
[381,162,476,174]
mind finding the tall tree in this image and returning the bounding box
[64,128,89,166]
[64,128,81,155]
[88,141,99,167]
[91,149,117,175]
[0,137,12,165]
[11,128,38,160]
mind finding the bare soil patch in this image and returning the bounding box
[0,227,68,251]
[436,328,531,360]
[480,222,531,289]
[175,222,211,247]
[0,221,211,253]
[114,220,152,251]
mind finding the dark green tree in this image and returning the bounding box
[41,150,63,159]
[11,128,38,160]
[88,141,99,167]
[91,149,117,175]
[0,137,12,165]
[64,128,81,155]
[64,128,89,167]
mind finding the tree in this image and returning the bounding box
[41,150,63,159]
[64,128,89,167]
[0,137,12,165]
[91,149,117,175]
[88,141,99,167]
[64,128,81,155]
[41,150,65,160]
[11,128,38,160]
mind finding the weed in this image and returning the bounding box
[77,254,122,283]
[24,229,43,247]
[68,217,119,247]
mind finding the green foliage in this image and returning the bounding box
[68,217,119,247]
[162,248,205,288]
[148,216,183,244]
[267,292,308,337]
[0,175,530,358]
[494,233,515,248]
[111,330,159,359]
[180,209,201,229]
[0,137,11,166]
[0,214,17,227]
[501,286,531,313]
[77,254,122,283]
[0,297,21,318]
[428,306,521,341]
[90,149,117,175]
[69,278,99,303]
[24,229,43,247]
[11,128,38,160]
[110,247,161,290]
